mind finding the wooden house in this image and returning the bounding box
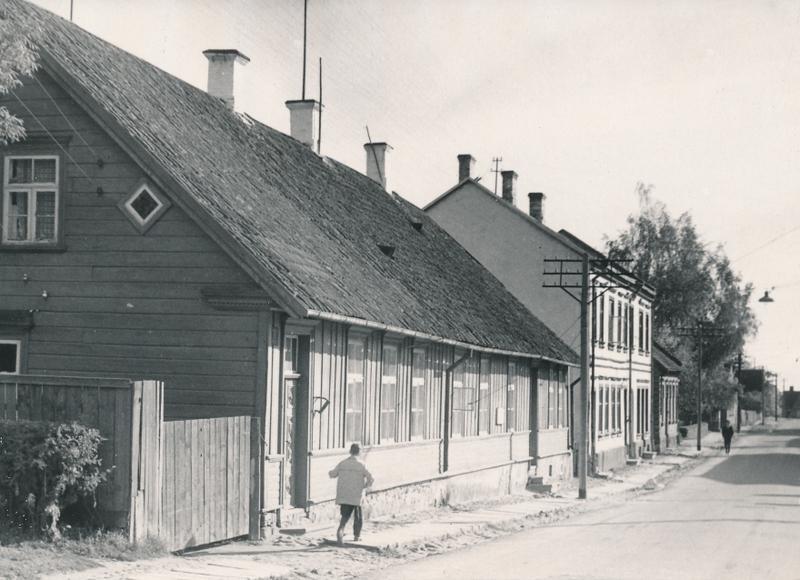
[651,342,681,452]
[1,2,577,530]
[425,160,656,474]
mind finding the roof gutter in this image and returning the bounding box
[305,309,577,367]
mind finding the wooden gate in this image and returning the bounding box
[157,416,260,551]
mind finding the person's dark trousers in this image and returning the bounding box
[724,441,731,454]
[338,504,362,539]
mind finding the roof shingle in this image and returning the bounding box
[12,0,577,364]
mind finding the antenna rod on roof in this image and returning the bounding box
[70,0,74,21]
[301,0,308,99]
[317,57,323,154]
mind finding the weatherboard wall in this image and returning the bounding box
[0,71,262,420]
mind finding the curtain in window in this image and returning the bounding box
[345,337,365,444]
[381,343,398,442]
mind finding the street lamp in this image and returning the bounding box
[758,289,775,424]
[758,290,775,303]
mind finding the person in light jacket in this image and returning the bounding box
[329,443,374,544]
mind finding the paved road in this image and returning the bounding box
[361,420,800,580]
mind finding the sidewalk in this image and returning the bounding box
[45,439,720,580]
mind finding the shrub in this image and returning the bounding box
[0,420,111,539]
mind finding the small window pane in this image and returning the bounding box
[35,191,56,241]
[0,342,19,374]
[346,337,365,444]
[131,189,160,221]
[381,344,398,442]
[7,191,29,240]
[33,159,57,183]
[9,159,32,184]
[411,349,426,439]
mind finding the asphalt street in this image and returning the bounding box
[360,420,800,580]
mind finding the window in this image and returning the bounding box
[380,343,398,443]
[3,156,59,244]
[479,356,491,434]
[284,335,299,374]
[598,295,605,343]
[345,336,366,444]
[411,348,426,439]
[119,181,170,234]
[622,303,628,349]
[638,310,644,351]
[608,298,615,345]
[0,340,21,374]
[451,358,470,437]
[616,301,622,348]
[507,360,516,431]
[645,313,651,353]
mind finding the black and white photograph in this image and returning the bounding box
[0,1,798,578]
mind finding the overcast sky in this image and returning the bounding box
[32,0,800,391]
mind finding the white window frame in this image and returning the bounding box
[380,342,399,444]
[2,155,60,244]
[410,347,427,440]
[119,180,171,234]
[0,339,21,374]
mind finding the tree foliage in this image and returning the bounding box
[0,3,39,145]
[606,184,757,420]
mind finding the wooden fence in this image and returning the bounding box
[0,375,161,530]
[157,415,259,551]
[0,375,258,551]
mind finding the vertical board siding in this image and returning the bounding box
[1,71,261,421]
[159,416,251,551]
[0,375,136,526]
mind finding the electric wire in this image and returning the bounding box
[10,90,91,180]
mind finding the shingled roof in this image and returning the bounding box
[652,342,682,374]
[11,1,576,364]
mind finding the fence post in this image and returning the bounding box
[249,416,262,540]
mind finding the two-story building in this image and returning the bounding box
[2,1,578,530]
[425,157,655,473]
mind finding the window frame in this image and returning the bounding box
[2,155,62,246]
[119,179,172,234]
[379,341,399,444]
[410,346,427,440]
[0,339,22,375]
[344,334,367,445]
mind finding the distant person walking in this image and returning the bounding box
[722,422,735,454]
[329,443,374,545]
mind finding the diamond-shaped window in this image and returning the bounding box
[119,182,171,234]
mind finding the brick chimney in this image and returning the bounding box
[285,100,320,149]
[203,49,250,110]
[528,192,545,221]
[501,170,517,205]
[457,154,475,182]
[364,142,389,189]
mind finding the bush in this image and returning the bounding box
[0,420,111,540]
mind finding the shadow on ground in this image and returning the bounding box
[701,453,800,486]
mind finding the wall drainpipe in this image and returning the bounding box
[442,349,472,474]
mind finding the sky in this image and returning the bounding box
[31,0,800,392]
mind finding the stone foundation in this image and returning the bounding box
[278,460,530,528]
[529,451,573,482]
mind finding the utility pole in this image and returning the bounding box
[736,352,743,432]
[491,157,503,195]
[543,255,633,499]
[677,321,724,451]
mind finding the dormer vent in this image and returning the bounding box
[410,219,423,232]
[378,244,396,258]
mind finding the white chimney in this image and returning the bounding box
[285,100,320,148]
[364,142,389,189]
[203,49,250,110]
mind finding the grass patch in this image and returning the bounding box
[0,526,166,579]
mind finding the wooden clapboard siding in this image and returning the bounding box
[0,70,264,420]
[0,375,138,527]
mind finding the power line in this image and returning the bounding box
[10,91,91,180]
[732,224,800,263]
